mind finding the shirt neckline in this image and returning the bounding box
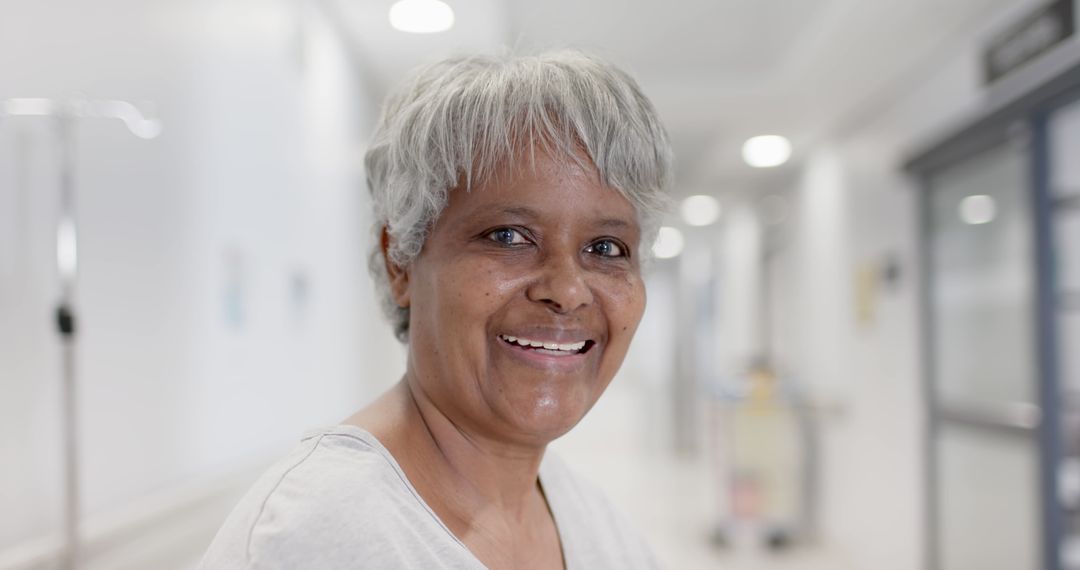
[303,424,571,569]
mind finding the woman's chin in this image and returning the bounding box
[494,390,597,445]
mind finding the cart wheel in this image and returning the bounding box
[710,525,730,548]
[765,527,793,551]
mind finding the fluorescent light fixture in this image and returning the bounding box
[959,194,996,225]
[57,217,78,280]
[389,0,454,33]
[651,226,684,259]
[680,195,721,227]
[742,135,792,168]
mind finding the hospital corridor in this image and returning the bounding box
[1,0,1079,568]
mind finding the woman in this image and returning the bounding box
[201,50,672,569]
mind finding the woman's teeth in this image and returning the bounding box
[499,335,586,353]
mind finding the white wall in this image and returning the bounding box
[772,141,924,570]
[0,0,403,562]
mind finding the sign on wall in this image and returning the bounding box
[984,0,1075,84]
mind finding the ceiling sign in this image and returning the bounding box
[984,0,1075,84]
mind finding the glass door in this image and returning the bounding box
[927,136,1043,570]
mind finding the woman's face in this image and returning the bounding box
[392,147,647,447]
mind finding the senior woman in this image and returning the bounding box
[201,50,672,569]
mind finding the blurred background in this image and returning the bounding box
[1,0,1078,568]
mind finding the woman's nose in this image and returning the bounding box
[526,253,594,314]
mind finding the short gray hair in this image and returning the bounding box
[365,50,673,342]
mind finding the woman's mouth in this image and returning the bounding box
[497,334,595,356]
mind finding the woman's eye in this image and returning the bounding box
[586,239,626,258]
[487,228,528,246]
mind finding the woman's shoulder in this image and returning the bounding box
[250,425,414,513]
[255,425,416,511]
[199,425,478,569]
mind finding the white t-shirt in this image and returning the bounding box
[200,425,658,569]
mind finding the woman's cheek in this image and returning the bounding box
[605,274,646,318]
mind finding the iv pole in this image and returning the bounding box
[0,98,160,569]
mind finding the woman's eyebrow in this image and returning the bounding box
[594,217,634,230]
[496,206,539,219]
[479,207,636,232]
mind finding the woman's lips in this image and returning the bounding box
[498,334,590,353]
[495,333,595,370]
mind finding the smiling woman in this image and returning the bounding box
[200,50,672,570]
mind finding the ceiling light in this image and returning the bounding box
[959,194,996,225]
[680,195,721,227]
[742,135,792,168]
[652,226,684,259]
[389,0,454,34]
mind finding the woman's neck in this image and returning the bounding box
[346,378,547,520]
[345,378,566,569]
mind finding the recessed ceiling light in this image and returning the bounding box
[652,226,684,259]
[742,135,792,168]
[680,195,721,226]
[389,0,454,34]
[959,194,996,225]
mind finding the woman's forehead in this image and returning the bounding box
[468,140,601,191]
[446,154,640,231]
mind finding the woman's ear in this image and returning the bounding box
[381,227,410,308]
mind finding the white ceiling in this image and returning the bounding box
[330,0,1033,197]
